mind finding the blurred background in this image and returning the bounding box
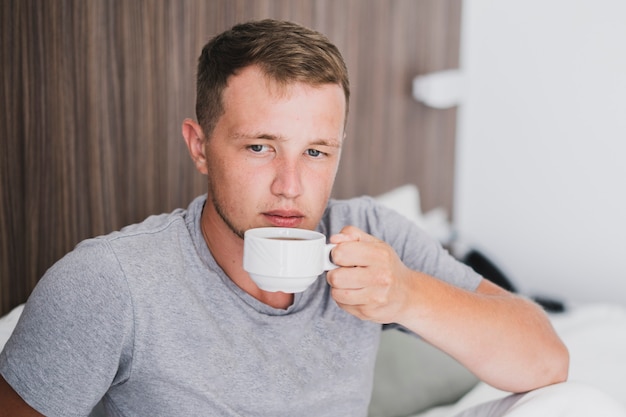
[455,0,626,305]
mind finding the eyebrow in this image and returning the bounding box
[231,132,342,148]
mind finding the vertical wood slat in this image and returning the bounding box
[0,0,462,316]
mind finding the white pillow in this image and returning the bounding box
[375,184,454,245]
[375,184,425,228]
[0,304,24,350]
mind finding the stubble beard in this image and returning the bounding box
[210,191,246,240]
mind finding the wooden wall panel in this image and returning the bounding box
[0,0,462,316]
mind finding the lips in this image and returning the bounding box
[263,210,305,228]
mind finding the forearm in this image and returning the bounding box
[397,275,569,393]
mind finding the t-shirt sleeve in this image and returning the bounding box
[0,238,134,417]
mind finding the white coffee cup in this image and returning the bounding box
[243,227,338,293]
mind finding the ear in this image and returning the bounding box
[182,118,209,175]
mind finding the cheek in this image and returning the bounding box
[209,158,268,202]
[307,161,338,190]
[303,168,336,208]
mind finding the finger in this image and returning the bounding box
[329,232,358,244]
[334,301,369,321]
[331,284,387,306]
[330,239,388,269]
[331,286,394,323]
[330,286,368,308]
[326,267,365,290]
[327,262,394,296]
[334,226,380,244]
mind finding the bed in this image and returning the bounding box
[2,185,625,416]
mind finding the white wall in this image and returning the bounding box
[455,0,626,304]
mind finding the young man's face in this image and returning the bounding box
[202,65,346,238]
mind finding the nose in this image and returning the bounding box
[270,157,302,199]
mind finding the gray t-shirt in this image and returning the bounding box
[0,195,481,417]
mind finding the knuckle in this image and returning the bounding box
[379,246,394,263]
[342,225,359,234]
[378,272,393,286]
[371,290,389,306]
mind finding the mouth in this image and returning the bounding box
[262,210,305,228]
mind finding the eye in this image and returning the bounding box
[306,149,324,158]
[248,144,269,153]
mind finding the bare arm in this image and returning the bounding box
[399,277,568,392]
[327,226,569,393]
[0,374,45,417]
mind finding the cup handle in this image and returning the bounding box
[323,243,338,271]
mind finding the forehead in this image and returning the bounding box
[224,66,345,106]
[220,66,346,129]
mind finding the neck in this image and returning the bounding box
[200,202,294,309]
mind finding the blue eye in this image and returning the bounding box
[307,149,322,157]
[249,144,266,153]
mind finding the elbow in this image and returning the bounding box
[512,337,570,394]
[529,305,571,389]
[529,338,570,392]
[551,341,570,384]
[480,340,570,394]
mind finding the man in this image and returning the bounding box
[1,19,571,416]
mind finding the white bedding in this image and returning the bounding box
[0,303,23,348]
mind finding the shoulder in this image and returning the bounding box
[105,207,191,246]
[325,195,377,213]
[40,196,206,308]
[322,196,379,228]
[43,209,187,287]
[321,195,416,239]
[84,195,205,263]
